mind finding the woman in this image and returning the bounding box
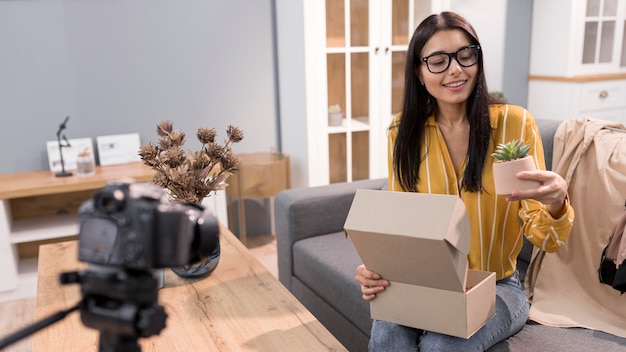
[354,12,574,351]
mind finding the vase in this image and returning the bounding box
[492,155,541,196]
[76,152,95,177]
[171,237,221,279]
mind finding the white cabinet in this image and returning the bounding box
[528,78,626,123]
[278,0,447,187]
[528,0,626,123]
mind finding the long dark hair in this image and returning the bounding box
[392,11,495,193]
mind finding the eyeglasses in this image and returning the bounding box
[420,45,481,74]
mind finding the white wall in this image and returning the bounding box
[450,0,532,106]
[0,0,278,174]
[450,0,508,93]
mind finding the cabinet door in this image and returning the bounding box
[386,0,436,116]
[325,0,371,183]
[577,0,626,74]
[370,0,437,180]
[325,0,436,184]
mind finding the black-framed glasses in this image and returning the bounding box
[420,45,481,74]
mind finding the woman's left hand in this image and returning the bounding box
[506,170,568,217]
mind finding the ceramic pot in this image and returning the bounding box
[328,112,343,126]
[492,155,541,196]
[76,153,95,176]
[171,238,221,279]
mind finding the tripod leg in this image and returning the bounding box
[98,331,141,352]
[0,302,79,350]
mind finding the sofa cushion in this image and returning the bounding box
[293,232,372,336]
[488,321,626,351]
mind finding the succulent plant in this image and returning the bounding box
[491,139,530,162]
[328,104,342,114]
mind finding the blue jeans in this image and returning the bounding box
[368,272,529,352]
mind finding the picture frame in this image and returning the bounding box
[46,137,94,172]
[96,133,141,166]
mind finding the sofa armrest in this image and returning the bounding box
[275,178,387,289]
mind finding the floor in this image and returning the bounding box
[0,234,278,352]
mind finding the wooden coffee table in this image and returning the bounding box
[32,224,347,351]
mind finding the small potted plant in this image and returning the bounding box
[491,139,540,196]
[328,104,343,126]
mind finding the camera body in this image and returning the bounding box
[77,182,219,270]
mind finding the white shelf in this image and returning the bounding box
[327,116,370,134]
[9,215,79,244]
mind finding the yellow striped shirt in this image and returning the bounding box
[387,104,574,280]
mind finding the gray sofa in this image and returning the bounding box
[275,119,626,352]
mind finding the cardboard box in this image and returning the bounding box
[344,189,496,339]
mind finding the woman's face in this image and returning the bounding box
[418,29,478,109]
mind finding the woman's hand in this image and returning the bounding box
[355,264,389,301]
[507,170,568,217]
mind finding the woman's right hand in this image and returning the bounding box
[355,264,389,301]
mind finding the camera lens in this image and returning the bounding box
[94,186,127,213]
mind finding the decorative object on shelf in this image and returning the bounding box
[139,120,244,278]
[491,139,540,196]
[55,116,73,177]
[328,104,343,126]
[46,137,94,174]
[96,133,142,166]
[76,148,95,176]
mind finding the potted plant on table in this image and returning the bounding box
[139,120,244,278]
[491,139,540,196]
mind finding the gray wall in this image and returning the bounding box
[503,0,533,106]
[274,0,309,188]
[0,0,278,174]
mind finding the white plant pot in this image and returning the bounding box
[328,112,343,126]
[492,156,541,196]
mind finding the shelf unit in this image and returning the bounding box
[294,0,447,186]
[0,163,228,299]
[527,0,626,123]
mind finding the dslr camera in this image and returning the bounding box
[77,181,219,270]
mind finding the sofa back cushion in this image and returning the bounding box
[535,118,561,171]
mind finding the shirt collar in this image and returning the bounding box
[425,104,501,128]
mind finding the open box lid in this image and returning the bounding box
[344,189,471,292]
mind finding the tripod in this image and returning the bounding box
[0,267,167,352]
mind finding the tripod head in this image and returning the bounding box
[61,266,167,352]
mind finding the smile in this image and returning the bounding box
[443,80,466,88]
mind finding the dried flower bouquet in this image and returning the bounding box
[139,120,244,204]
